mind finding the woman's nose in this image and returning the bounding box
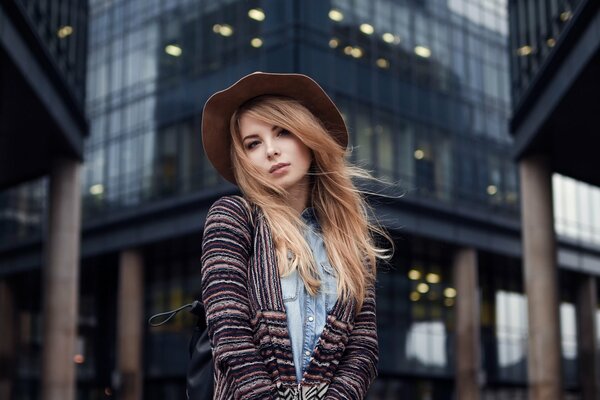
[266,142,280,158]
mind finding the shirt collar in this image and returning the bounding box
[300,207,320,229]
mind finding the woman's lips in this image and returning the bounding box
[269,163,290,173]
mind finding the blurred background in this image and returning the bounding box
[0,0,599,399]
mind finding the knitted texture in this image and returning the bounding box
[201,196,378,400]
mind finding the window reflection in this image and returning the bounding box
[405,321,448,368]
[561,303,578,362]
[377,239,454,377]
[495,290,528,370]
[553,174,600,245]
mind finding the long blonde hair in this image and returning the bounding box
[229,96,391,311]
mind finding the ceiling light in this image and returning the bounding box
[165,44,182,57]
[560,10,572,21]
[57,25,73,39]
[414,45,431,58]
[350,47,363,58]
[248,8,265,21]
[444,287,457,298]
[360,23,374,35]
[90,184,104,195]
[376,58,390,69]
[417,283,430,294]
[329,38,339,48]
[213,24,234,37]
[250,38,263,48]
[516,45,532,56]
[414,149,425,160]
[329,9,344,22]
[487,185,498,195]
[425,273,440,284]
[382,33,395,43]
[408,269,421,280]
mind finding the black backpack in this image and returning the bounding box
[149,197,256,399]
[149,300,214,399]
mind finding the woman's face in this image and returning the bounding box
[238,113,312,194]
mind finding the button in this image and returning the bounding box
[305,350,311,356]
[307,316,314,322]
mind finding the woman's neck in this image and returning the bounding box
[286,183,310,214]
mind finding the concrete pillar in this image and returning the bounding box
[0,280,16,399]
[453,247,480,400]
[576,275,598,400]
[519,155,562,399]
[41,158,82,400]
[117,249,144,400]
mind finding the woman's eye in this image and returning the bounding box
[278,129,290,137]
[246,140,260,150]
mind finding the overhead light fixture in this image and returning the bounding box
[487,185,498,195]
[425,273,440,284]
[516,45,532,56]
[410,291,420,302]
[417,283,430,294]
[165,44,182,57]
[560,10,572,22]
[414,45,431,58]
[213,24,234,37]
[250,38,263,48]
[546,37,556,47]
[90,184,104,195]
[414,149,425,160]
[57,25,73,38]
[350,47,363,58]
[360,23,374,35]
[382,33,394,43]
[408,269,421,280]
[329,38,339,48]
[444,287,457,298]
[329,9,344,22]
[248,8,265,21]
[376,58,390,69]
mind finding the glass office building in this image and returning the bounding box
[1,0,599,399]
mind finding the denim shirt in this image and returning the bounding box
[280,208,339,384]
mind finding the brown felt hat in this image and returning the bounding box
[201,72,348,184]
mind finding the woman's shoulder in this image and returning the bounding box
[207,195,254,222]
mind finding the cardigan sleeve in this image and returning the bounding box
[201,196,277,400]
[324,284,379,400]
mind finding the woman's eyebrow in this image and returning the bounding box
[242,126,280,142]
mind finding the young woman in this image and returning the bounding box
[200,72,391,400]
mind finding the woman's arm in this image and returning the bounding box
[325,285,378,400]
[201,197,277,400]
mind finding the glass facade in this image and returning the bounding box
[0,0,520,245]
[508,0,584,105]
[14,0,88,103]
[78,0,518,222]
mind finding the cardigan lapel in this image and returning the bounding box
[246,206,358,386]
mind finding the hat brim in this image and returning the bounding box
[201,72,348,184]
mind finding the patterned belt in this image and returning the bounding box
[276,382,329,400]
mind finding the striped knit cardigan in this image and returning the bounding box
[201,196,378,400]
